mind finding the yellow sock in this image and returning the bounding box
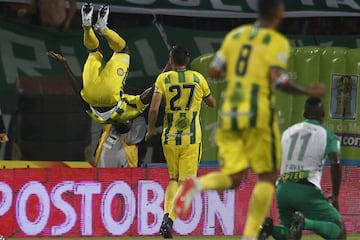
[102,28,126,52]
[83,27,99,51]
[243,181,274,238]
[199,171,232,191]
[164,180,178,220]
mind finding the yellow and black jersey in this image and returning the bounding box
[216,24,290,130]
[155,69,211,145]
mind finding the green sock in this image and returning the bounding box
[271,225,287,240]
[305,218,341,239]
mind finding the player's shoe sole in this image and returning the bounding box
[81,2,93,28]
[174,177,198,218]
[258,217,273,240]
[287,211,305,240]
[94,5,109,33]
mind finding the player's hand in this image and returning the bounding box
[327,195,339,210]
[145,129,156,142]
[307,83,325,97]
[0,133,9,143]
[47,51,67,64]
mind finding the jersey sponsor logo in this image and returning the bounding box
[166,132,193,138]
[281,170,309,182]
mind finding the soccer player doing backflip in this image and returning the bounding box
[48,3,152,125]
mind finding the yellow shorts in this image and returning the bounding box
[216,126,281,175]
[81,51,129,107]
[162,143,202,181]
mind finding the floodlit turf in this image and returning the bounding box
[7,234,360,240]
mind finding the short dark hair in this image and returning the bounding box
[257,0,284,20]
[170,45,189,66]
[304,97,324,119]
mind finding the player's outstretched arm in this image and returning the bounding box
[328,152,341,210]
[269,67,325,97]
[47,51,82,94]
[145,92,162,142]
[47,51,90,111]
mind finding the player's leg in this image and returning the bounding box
[81,3,106,106]
[174,129,246,217]
[82,2,99,51]
[81,48,103,106]
[244,126,281,240]
[170,143,201,219]
[94,5,126,52]
[269,181,297,240]
[160,144,181,239]
[290,186,345,240]
[275,181,345,240]
[199,129,246,190]
[81,1,101,77]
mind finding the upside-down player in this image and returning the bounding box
[48,3,153,126]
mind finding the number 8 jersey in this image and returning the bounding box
[214,24,290,130]
[154,69,211,145]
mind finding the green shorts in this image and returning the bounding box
[276,180,341,227]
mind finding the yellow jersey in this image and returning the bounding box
[155,69,211,145]
[217,24,290,130]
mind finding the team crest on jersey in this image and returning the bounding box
[175,117,190,130]
[117,68,125,76]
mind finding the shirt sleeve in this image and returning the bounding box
[214,30,233,67]
[154,73,166,96]
[325,129,340,154]
[265,34,290,70]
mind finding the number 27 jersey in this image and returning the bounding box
[217,24,290,130]
[154,69,211,145]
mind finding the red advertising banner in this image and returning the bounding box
[0,167,358,238]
